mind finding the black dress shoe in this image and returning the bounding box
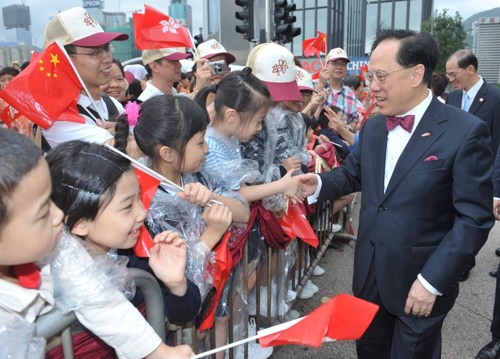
[496,247,500,257]
[459,270,470,282]
[490,268,498,278]
[476,339,500,359]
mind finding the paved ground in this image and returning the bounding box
[269,197,500,359]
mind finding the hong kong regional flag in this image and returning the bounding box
[133,5,194,50]
[0,41,82,129]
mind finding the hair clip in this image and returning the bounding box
[124,101,141,127]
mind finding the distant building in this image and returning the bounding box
[169,0,193,33]
[473,17,500,84]
[2,4,32,47]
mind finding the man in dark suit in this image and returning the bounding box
[299,29,494,359]
[446,50,500,279]
[446,49,500,155]
[476,147,500,358]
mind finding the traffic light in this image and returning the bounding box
[273,0,301,44]
[235,0,254,41]
[194,34,204,47]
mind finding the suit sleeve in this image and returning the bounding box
[494,146,500,198]
[420,120,494,294]
[317,123,363,202]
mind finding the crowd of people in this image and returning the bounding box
[1,5,500,359]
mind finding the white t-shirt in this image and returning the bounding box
[42,94,124,149]
[138,81,177,102]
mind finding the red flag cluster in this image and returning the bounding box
[302,31,327,58]
[133,5,193,50]
[0,41,83,129]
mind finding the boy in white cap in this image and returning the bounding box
[315,47,360,125]
[42,7,129,149]
[138,47,193,102]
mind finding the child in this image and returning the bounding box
[195,68,305,202]
[0,128,193,358]
[47,140,202,326]
[114,94,248,358]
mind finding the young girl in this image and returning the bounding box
[114,94,249,358]
[0,128,192,359]
[47,140,202,325]
[195,68,305,203]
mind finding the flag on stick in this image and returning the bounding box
[192,294,378,358]
[0,41,82,129]
[302,31,327,58]
[259,293,378,347]
[133,5,194,50]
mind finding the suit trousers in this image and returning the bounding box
[356,258,447,359]
[490,261,500,338]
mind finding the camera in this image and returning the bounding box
[208,60,227,75]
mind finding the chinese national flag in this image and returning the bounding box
[199,231,233,331]
[133,167,161,257]
[358,63,369,82]
[0,41,83,130]
[302,31,327,58]
[259,294,379,348]
[133,5,194,50]
[279,201,319,248]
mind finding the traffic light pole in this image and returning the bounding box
[265,0,272,42]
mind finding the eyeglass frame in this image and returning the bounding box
[364,67,414,84]
[445,68,466,80]
[67,43,114,58]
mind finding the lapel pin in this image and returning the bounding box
[479,97,484,102]
[421,132,431,137]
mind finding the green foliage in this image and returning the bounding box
[422,9,467,73]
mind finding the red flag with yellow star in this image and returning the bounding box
[0,41,83,129]
[302,31,327,58]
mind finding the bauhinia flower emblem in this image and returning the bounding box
[160,18,181,34]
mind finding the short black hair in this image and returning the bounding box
[46,141,130,231]
[0,128,42,232]
[371,29,438,85]
[451,49,479,72]
[343,75,362,90]
[0,66,19,78]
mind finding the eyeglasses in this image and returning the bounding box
[365,67,412,84]
[68,44,114,58]
[445,68,465,80]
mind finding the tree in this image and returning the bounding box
[422,9,467,73]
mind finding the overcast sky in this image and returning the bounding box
[1,0,498,47]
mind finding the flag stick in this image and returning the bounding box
[187,28,200,60]
[192,318,304,358]
[56,40,105,122]
[104,143,184,192]
[103,144,223,206]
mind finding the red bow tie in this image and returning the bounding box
[386,115,415,133]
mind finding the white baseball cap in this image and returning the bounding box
[296,67,314,92]
[326,47,350,63]
[142,48,193,65]
[246,42,301,102]
[197,39,236,64]
[44,7,128,48]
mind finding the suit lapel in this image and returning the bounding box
[371,118,388,201]
[383,99,445,199]
[469,82,488,114]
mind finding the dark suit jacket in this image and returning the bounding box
[446,80,500,155]
[318,98,494,317]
